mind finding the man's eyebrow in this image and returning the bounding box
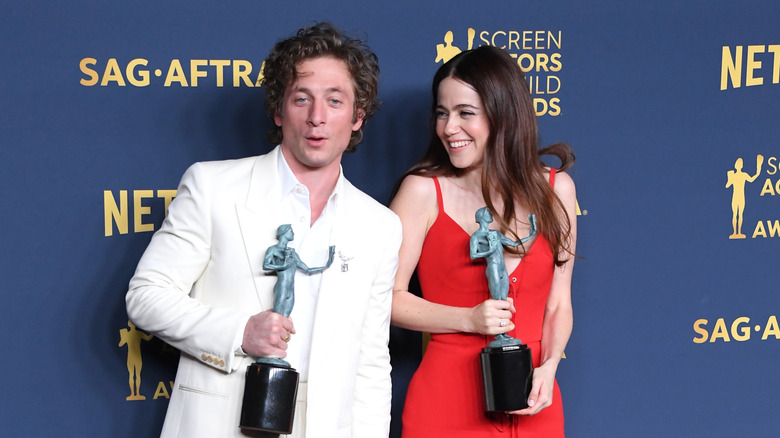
[293,85,347,94]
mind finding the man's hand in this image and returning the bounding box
[241,310,295,358]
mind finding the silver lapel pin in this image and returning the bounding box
[338,251,354,272]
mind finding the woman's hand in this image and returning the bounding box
[508,360,557,416]
[468,297,516,335]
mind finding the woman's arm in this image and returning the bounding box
[514,170,577,415]
[390,175,515,336]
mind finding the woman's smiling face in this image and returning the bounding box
[435,76,491,171]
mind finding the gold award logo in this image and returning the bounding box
[435,29,476,64]
[726,154,769,239]
[433,27,563,117]
[118,320,177,401]
[118,321,153,401]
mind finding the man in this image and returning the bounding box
[126,22,401,438]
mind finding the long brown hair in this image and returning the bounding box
[397,46,574,266]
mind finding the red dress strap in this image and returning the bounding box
[549,167,557,187]
[432,176,444,209]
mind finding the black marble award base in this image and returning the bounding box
[480,343,533,412]
[240,359,299,434]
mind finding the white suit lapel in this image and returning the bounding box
[235,146,285,310]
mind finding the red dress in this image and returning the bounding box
[401,173,565,437]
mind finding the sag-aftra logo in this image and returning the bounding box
[726,154,780,239]
[80,58,266,87]
[434,27,563,116]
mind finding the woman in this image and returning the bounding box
[391,45,577,437]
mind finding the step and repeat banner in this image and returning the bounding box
[1,1,778,436]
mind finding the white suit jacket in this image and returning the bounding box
[127,146,401,438]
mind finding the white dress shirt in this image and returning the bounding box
[275,150,341,380]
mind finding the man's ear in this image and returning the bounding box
[352,108,365,131]
[274,113,283,127]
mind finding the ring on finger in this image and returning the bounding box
[499,319,507,328]
[281,333,291,342]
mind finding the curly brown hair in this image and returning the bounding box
[261,22,380,152]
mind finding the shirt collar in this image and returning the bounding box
[276,147,344,205]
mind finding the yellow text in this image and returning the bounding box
[80,58,265,87]
[104,190,176,236]
[534,98,561,117]
[720,45,780,90]
[693,316,780,343]
[153,381,175,400]
[478,30,562,51]
[752,220,780,238]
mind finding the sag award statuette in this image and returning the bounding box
[240,224,335,433]
[469,207,537,412]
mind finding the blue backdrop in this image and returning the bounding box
[2,1,779,436]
